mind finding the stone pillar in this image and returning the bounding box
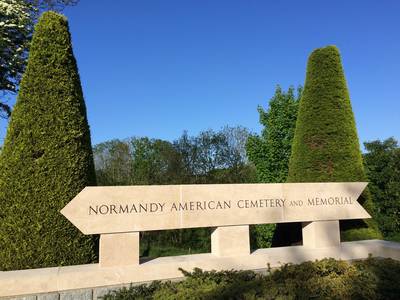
[302,221,340,248]
[99,232,140,267]
[211,225,250,257]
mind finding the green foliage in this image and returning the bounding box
[140,228,211,259]
[246,85,301,183]
[93,137,185,186]
[173,126,256,184]
[278,45,381,245]
[0,0,79,118]
[354,257,400,299]
[139,245,209,258]
[246,86,301,249]
[102,257,400,300]
[0,0,34,117]
[363,138,400,241]
[93,126,256,257]
[93,139,133,185]
[288,46,364,182]
[130,137,185,185]
[27,0,80,11]
[0,11,97,270]
[94,126,256,187]
[341,228,383,242]
[250,224,275,249]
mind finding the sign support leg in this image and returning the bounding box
[99,232,140,267]
[211,225,250,256]
[302,221,340,248]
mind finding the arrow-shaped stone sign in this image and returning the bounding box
[61,182,370,235]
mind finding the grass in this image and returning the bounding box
[140,245,210,258]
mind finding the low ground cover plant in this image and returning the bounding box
[102,257,400,300]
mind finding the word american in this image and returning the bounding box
[88,198,286,215]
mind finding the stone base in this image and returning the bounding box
[1,240,399,299]
[302,221,340,248]
[211,225,250,257]
[99,232,139,267]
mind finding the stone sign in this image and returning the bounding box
[61,182,370,235]
[1,183,398,298]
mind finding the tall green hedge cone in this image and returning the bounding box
[273,46,382,246]
[0,12,97,270]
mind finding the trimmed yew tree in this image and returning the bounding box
[274,46,381,246]
[0,11,97,270]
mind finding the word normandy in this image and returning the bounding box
[88,196,353,215]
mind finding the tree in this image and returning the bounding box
[93,139,133,186]
[93,137,186,186]
[129,137,184,185]
[0,0,34,117]
[94,127,256,187]
[246,86,301,248]
[174,127,255,184]
[0,11,96,270]
[28,0,79,11]
[276,45,381,246]
[364,138,400,241]
[0,0,79,118]
[247,86,301,182]
[92,127,256,256]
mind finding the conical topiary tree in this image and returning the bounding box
[273,46,381,246]
[0,11,97,271]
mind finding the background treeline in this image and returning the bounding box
[364,138,400,241]
[92,121,400,256]
[93,126,257,256]
[93,126,256,186]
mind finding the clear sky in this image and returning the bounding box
[1,0,399,148]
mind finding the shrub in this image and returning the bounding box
[246,86,301,184]
[246,86,301,249]
[363,138,400,241]
[102,257,400,299]
[0,11,97,270]
[274,46,381,246]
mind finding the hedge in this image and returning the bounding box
[102,257,400,299]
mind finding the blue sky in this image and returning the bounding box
[1,0,399,148]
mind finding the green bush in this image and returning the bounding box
[274,46,381,246]
[246,86,301,184]
[250,224,275,249]
[341,228,383,242]
[139,228,211,258]
[363,138,400,240]
[246,86,301,249]
[0,12,97,270]
[102,257,400,299]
